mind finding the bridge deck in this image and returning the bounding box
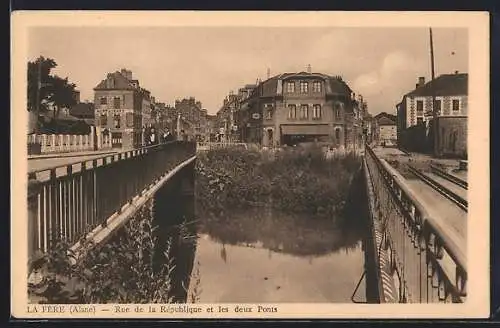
[404,178,467,250]
[28,153,117,174]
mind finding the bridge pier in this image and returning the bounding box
[151,160,196,303]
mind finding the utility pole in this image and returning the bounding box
[429,27,439,157]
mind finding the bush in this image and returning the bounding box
[196,146,362,218]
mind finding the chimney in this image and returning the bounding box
[418,76,425,87]
[267,68,271,79]
[455,70,459,74]
[307,64,311,73]
[73,90,81,104]
[120,69,132,80]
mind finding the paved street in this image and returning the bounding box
[425,172,468,201]
[28,151,119,181]
[28,153,113,172]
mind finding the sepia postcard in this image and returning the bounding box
[11,11,490,319]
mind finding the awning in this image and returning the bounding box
[280,124,330,135]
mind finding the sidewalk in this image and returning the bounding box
[28,149,118,160]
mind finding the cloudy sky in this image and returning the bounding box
[28,26,468,115]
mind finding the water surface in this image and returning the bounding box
[189,207,368,303]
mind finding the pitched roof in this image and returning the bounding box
[374,112,396,124]
[328,77,352,95]
[94,71,137,90]
[406,73,468,97]
[377,116,396,126]
[256,72,353,98]
[69,102,95,118]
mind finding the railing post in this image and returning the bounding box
[27,174,41,262]
[49,169,59,248]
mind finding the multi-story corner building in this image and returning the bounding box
[198,108,208,141]
[397,72,468,157]
[174,97,205,138]
[206,114,217,141]
[140,88,153,129]
[239,71,363,148]
[215,92,241,142]
[93,69,143,149]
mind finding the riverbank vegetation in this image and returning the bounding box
[28,201,200,304]
[195,146,366,256]
[196,146,362,218]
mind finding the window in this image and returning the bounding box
[287,104,297,119]
[126,112,134,127]
[335,128,340,140]
[435,99,442,114]
[416,100,424,114]
[114,114,121,128]
[300,104,309,119]
[113,97,121,109]
[100,97,107,105]
[312,104,322,119]
[286,82,295,93]
[452,99,460,112]
[335,103,342,119]
[300,81,308,94]
[313,81,322,93]
[100,113,107,126]
[266,108,273,120]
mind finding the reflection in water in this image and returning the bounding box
[198,207,363,257]
[184,168,373,303]
[192,233,366,303]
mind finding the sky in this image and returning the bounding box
[28,26,468,115]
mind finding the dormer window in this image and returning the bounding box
[300,81,308,94]
[313,81,322,93]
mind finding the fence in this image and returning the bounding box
[27,141,196,264]
[27,131,113,155]
[196,141,249,151]
[364,144,467,303]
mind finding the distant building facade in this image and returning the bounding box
[174,97,206,141]
[397,72,468,157]
[69,101,95,126]
[373,112,397,145]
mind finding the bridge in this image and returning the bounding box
[26,141,467,303]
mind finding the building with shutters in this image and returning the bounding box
[397,72,468,157]
[239,71,363,148]
[93,69,145,149]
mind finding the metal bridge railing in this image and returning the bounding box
[27,141,196,263]
[364,145,467,303]
[196,142,249,151]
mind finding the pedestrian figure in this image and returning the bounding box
[150,128,156,145]
[181,129,188,141]
[163,129,174,142]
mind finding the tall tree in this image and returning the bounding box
[27,56,57,113]
[46,76,77,119]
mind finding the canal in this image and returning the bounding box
[177,167,376,303]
